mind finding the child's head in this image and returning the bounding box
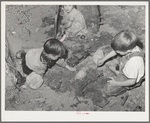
[111,30,138,55]
[43,39,68,60]
[63,5,74,13]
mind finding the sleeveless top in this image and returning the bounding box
[118,47,144,73]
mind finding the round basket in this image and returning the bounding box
[26,72,43,89]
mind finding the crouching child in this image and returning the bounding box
[95,30,145,97]
[60,5,88,41]
[16,38,76,89]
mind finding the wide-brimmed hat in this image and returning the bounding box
[26,72,43,89]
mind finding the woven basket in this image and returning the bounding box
[26,72,43,89]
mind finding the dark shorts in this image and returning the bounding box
[21,53,33,75]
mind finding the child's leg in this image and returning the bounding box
[15,49,33,75]
[21,54,33,75]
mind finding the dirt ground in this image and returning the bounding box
[5,5,145,111]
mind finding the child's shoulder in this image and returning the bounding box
[129,46,145,59]
[134,46,144,53]
[127,51,144,65]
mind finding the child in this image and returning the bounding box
[60,5,88,41]
[95,30,145,96]
[16,39,76,89]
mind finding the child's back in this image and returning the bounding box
[25,48,47,75]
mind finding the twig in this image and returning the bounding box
[121,94,129,106]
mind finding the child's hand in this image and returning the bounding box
[68,67,76,71]
[66,65,76,71]
[107,77,116,86]
[97,58,105,67]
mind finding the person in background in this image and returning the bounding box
[60,5,88,41]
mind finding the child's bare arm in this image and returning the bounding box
[107,77,136,86]
[97,50,117,66]
[65,65,76,71]
[56,58,76,71]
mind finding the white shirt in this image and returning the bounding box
[123,46,145,83]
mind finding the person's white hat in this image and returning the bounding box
[26,72,43,89]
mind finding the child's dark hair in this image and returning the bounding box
[111,30,138,52]
[43,39,68,59]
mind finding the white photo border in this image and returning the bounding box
[1,1,149,122]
